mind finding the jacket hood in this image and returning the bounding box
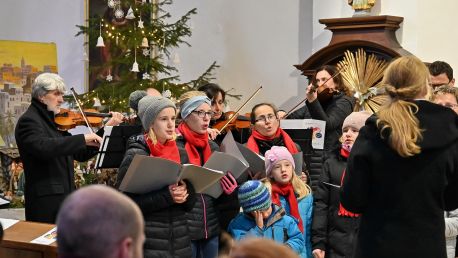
[365,100,458,151]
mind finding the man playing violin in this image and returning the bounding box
[15,73,123,223]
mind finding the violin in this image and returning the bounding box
[311,83,338,103]
[212,86,262,132]
[212,111,251,132]
[55,108,112,130]
[283,67,345,119]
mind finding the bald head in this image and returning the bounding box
[57,185,144,258]
[146,88,161,97]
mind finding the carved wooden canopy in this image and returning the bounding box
[295,15,411,77]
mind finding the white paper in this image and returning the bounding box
[30,227,57,245]
[0,218,19,230]
[280,119,326,149]
[0,196,10,206]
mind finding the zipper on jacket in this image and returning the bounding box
[201,194,208,239]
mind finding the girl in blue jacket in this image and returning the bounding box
[228,180,305,255]
[263,146,314,258]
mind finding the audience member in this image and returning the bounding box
[57,185,145,258]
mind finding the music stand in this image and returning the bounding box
[95,125,143,169]
[283,128,313,173]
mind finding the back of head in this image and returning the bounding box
[57,185,143,258]
[378,55,429,157]
[32,73,66,99]
[227,238,299,258]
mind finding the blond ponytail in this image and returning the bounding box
[377,56,429,157]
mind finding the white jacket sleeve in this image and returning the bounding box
[445,209,458,238]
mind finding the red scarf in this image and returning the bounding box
[271,182,304,232]
[338,147,360,217]
[144,133,181,163]
[177,123,212,165]
[246,128,299,154]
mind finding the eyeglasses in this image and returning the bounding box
[255,114,277,124]
[192,110,215,118]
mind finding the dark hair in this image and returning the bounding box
[429,61,453,81]
[313,65,351,96]
[198,83,226,104]
[250,103,279,124]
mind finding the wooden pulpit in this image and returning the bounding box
[295,15,411,77]
[0,220,57,258]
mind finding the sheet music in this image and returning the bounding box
[0,218,19,230]
[280,119,326,149]
[95,125,113,168]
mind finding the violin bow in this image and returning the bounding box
[218,85,263,132]
[283,65,347,119]
[70,88,94,133]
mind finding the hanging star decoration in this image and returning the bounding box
[106,74,113,82]
[142,48,150,56]
[138,19,144,29]
[142,72,151,80]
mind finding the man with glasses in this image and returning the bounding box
[429,61,455,88]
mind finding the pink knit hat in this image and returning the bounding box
[342,111,372,132]
[264,146,295,177]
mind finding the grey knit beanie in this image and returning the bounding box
[128,90,147,112]
[138,96,176,130]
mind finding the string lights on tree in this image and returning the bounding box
[75,0,219,111]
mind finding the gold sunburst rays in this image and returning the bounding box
[337,49,389,113]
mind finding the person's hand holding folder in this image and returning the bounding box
[169,180,189,204]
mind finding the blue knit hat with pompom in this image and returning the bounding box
[238,180,271,213]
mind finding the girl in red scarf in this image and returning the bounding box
[311,111,370,258]
[176,91,221,258]
[116,95,196,258]
[263,146,313,258]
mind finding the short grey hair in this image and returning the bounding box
[31,73,66,99]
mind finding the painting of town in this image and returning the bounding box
[0,40,58,147]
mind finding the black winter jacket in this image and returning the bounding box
[176,136,221,240]
[311,149,359,258]
[116,134,196,258]
[341,100,458,258]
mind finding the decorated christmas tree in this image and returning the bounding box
[75,0,219,111]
